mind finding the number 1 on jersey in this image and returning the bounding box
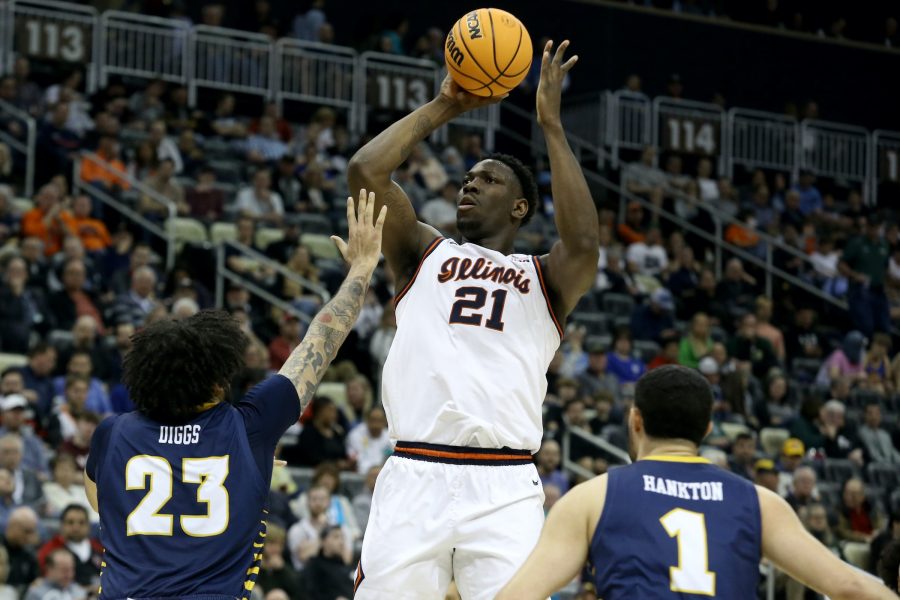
[659,508,716,596]
[449,287,507,331]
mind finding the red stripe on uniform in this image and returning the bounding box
[395,446,530,462]
[393,237,445,307]
[531,256,563,338]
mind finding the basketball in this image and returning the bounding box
[444,8,533,98]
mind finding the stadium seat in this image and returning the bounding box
[633,340,660,362]
[47,329,74,350]
[585,334,613,353]
[208,159,243,184]
[12,197,33,213]
[301,233,340,260]
[816,481,841,510]
[847,389,883,409]
[816,458,859,484]
[601,293,634,318]
[287,213,333,235]
[0,353,28,372]
[790,357,823,382]
[841,542,870,570]
[571,312,609,336]
[316,382,348,409]
[166,218,209,248]
[719,422,751,442]
[210,222,238,244]
[255,227,284,250]
[759,427,790,457]
[866,463,900,489]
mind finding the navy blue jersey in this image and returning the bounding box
[591,456,762,599]
[86,374,300,600]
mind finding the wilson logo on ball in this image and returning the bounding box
[446,30,465,67]
[466,11,483,39]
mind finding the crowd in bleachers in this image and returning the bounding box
[1,11,900,597]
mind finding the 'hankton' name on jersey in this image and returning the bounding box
[437,257,531,294]
[642,474,724,502]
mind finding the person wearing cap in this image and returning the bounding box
[606,327,646,385]
[840,214,891,338]
[576,340,619,401]
[816,331,866,387]
[753,459,778,492]
[776,438,806,496]
[0,395,48,475]
[629,287,676,343]
[273,154,302,211]
[791,169,823,217]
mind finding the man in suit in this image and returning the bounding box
[0,435,44,510]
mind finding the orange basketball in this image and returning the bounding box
[444,8,533,98]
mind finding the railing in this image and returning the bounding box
[214,240,329,324]
[98,11,190,87]
[560,424,632,480]
[0,98,36,197]
[73,152,176,268]
[2,0,900,204]
[872,130,900,192]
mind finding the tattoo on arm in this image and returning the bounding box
[278,275,369,411]
[400,115,435,158]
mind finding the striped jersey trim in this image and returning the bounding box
[393,441,533,466]
[393,236,445,307]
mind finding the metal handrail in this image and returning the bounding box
[560,421,632,483]
[499,103,849,312]
[0,99,36,197]
[222,239,331,304]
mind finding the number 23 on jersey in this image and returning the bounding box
[126,455,229,537]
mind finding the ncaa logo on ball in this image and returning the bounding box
[446,30,464,66]
[466,11,483,39]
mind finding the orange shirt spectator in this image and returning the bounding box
[69,195,111,252]
[79,136,131,191]
[617,202,647,245]
[21,183,76,256]
[725,223,760,248]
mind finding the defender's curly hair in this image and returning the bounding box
[487,153,539,225]
[123,310,248,424]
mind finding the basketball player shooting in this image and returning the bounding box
[348,40,598,599]
[82,191,385,599]
[496,365,895,600]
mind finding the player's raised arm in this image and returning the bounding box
[278,189,386,410]
[757,486,895,600]
[347,77,500,284]
[537,40,600,318]
[496,475,605,600]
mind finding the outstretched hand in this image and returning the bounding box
[331,188,387,272]
[438,74,508,115]
[536,40,578,128]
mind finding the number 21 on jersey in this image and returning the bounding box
[126,455,229,537]
[449,286,508,331]
[659,508,716,596]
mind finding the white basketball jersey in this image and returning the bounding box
[381,238,562,452]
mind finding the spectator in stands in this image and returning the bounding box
[863,332,894,395]
[666,244,700,300]
[595,246,638,298]
[647,333,680,370]
[236,169,284,226]
[205,93,246,140]
[0,186,16,244]
[785,465,819,512]
[272,155,301,212]
[677,311,712,369]
[837,478,885,543]
[128,141,157,182]
[111,266,159,328]
[715,258,757,320]
[749,185,777,232]
[35,103,80,187]
[728,432,757,480]
[21,183,74,257]
[840,214,891,337]
[245,116,289,164]
[0,544,15,599]
[816,330,866,388]
[0,256,50,353]
[342,375,373,429]
[753,458,779,492]
[809,235,845,296]
[140,157,188,219]
[18,343,55,417]
[724,209,764,258]
[176,130,205,176]
[60,315,114,383]
[68,195,111,254]
[185,165,226,223]
[279,245,322,316]
[616,201,646,246]
[79,135,130,193]
[871,512,900,577]
[420,180,459,235]
[0,467,22,531]
[352,465,380,533]
[301,525,354,600]
[629,287,676,342]
[257,524,302,598]
[776,437,805,495]
[754,296,785,362]
[622,146,665,209]
[284,397,346,467]
[535,439,569,494]
[801,503,840,554]
[292,0,327,41]
[0,436,41,510]
[128,79,166,125]
[792,169,823,216]
[785,307,824,362]
[268,313,301,371]
[606,326,645,384]
[2,506,39,589]
[47,258,104,332]
[287,480,353,568]
[42,454,95,523]
[49,235,98,294]
[57,411,98,471]
[346,406,390,475]
[626,227,668,278]
[728,312,779,380]
[147,120,183,174]
[858,401,900,464]
[575,339,617,399]
[36,504,101,588]
[24,547,85,600]
[820,399,863,465]
[0,396,47,475]
[754,370,794,428]
[11,57,41,117]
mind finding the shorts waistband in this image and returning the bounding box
[393,441,533,466]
